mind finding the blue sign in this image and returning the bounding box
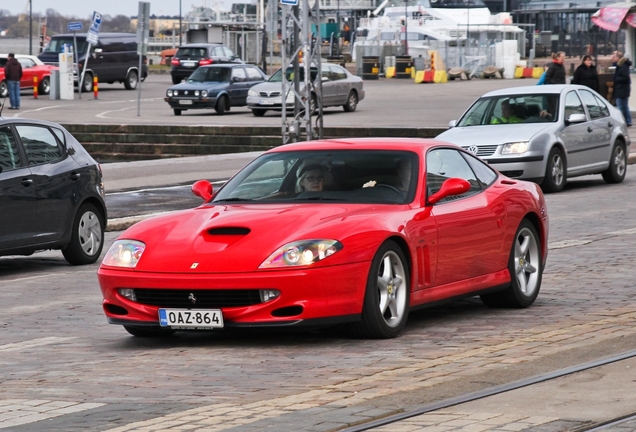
[280,0,299,5]
[67,21,83,32]
[86,11,102,45]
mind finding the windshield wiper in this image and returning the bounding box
[213,198,253,203]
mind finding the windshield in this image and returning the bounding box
[188,67,230,83]
[268,67,319,82]
[43,37,88,55]
[212,150,419,204]
[457,94,560,126]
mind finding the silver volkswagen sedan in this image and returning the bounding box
[246,62,364,117]
[437,85,630,192]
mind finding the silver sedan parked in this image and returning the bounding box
[246,62,364,117]
[437,85,630,192]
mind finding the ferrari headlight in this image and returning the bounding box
[166,90,173,97]
[259,239,343,268]
[102,240,146,268]
[248,89,257,97]
[201,90,208,97]
[501,141,529,154]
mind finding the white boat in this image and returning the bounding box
[353,0,525,77]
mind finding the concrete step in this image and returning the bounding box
[73,133,282,146]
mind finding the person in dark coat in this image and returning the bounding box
[612,50,632,126]
[545,51,566,85]
[571,55,599,92]
[3,53,22,110]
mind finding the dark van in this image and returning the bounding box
[38,33,148,92]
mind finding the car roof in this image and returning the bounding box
[0,117,67,129]
[267,138,461,153]
[178,43,225,48]
[50,33,136,38]
[198,64,244,69]
[482,84,588,97]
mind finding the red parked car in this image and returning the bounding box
[98,138,549,339]
[0,54,58,97]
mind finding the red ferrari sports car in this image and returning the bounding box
[98,138,549,339]
[0,54,58,97]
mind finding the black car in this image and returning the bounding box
[165,64,267,115]
[170,43,243,84]
[0,117,107,265]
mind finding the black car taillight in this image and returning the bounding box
[171,58,180,66]
[199,58,213,66]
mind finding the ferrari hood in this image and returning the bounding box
[124,203,378,273]
[437,123,548,146]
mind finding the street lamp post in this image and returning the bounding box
[179,0,182,46]
[29,0,32,55]
[404,0,408,54]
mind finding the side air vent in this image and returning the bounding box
[208,227,251,235]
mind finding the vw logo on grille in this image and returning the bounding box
[188,293,197,304]
[184,90,189,95]
[467,145,479,155]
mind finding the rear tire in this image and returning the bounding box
[215,96,228,115]
[62,203,105,265]
[349,240,409,339]
[343,91,358,112]
[0,80,7,98]
[173,109,182,116]
[541,147,566,193]
[480,219,542,308]
[602,141,627,184]
[39,76,51,95]
[252,109,266,117]
[124,69,139,90]
[124,325,176,337]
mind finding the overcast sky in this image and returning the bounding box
[1,1,226,19]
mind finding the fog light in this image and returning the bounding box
[118,288,137,301]
[260,289,280,302]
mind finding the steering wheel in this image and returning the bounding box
[375,184,402,194]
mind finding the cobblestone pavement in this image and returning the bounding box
[1,172,636,431]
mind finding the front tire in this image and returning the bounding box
[124,325,176,337]
[343,91,358,112]
[0,80,7,98]
[541,146,566,193]
[124,69,139,90]
[81,72,93,93]
[252,109,267,117]
[481,219,542,308]
[350,240,410,339]
[39,76,51,95]
[602,141,627,184]
[215,95,228,115]
[62,203,105,265]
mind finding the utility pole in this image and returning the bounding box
[29,0,32,55]
[404,0,408,54]
[281,0,323,144]
[179,0,182,46]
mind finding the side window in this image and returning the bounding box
[223,47,235,58]
[15,125,63,165]
[246,67,263,81]
[594,94,610,117]
[579,90,605,119]
[330,65,348,81]
[426,148,480,202]
[564,91,585,119]
[231,67,247,82]
[321,66,332,81]
[0,126,21,171]
[212,47,224,57]
[18,58,35,68]
[51,127,66,146]
[461,152,498,188]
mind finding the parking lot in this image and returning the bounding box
[3,74,636,431]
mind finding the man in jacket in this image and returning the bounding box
[612,50,632,127]
[3,53,22,110]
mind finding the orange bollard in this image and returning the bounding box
[93,75,98,99]
[33,76,38,99]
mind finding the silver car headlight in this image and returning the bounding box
[102,240,146,268]
[259,239,343,268]
[166,90,173,97]
[201,90,208,97]
[501,142,529,154]
[194,90,200,96]
[248,89,258,97]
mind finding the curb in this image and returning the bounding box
[106,152,636,233]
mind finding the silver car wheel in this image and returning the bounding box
[376,250,408,328]
[551,153,564,186]
[78,210,103,256]
[514,227,540,297]
[614,145,626,177]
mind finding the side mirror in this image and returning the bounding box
[565,113,586,125]
[428,178,471,205]
[192,180,213,201]
[94,48,103,54]
[448,120,457,128]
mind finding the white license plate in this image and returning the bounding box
[179,100,193,105]
[259,99,274,105]
[182,61,196,67]
[159,309,224,329]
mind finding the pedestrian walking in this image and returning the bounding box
[3,53,22,110]
[612,50,632,127]
[571,55,599,92]
[545,52,566,85]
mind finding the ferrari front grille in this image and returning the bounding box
[132,289,262,308]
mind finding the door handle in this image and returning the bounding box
[587,127,593,133]
[21,178,33,186]
[70,172,81,180]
